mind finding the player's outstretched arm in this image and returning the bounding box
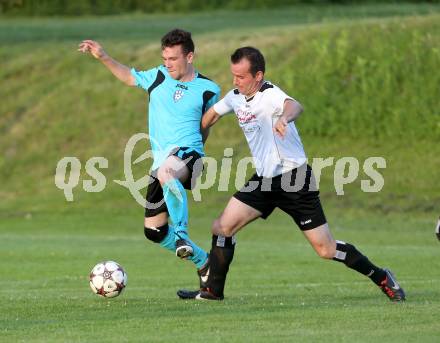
[78,40,135,86]
[201,107,221,143]
[273,99,303,138]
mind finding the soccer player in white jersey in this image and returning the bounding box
[79,29,220,289]
[178,46,405,302]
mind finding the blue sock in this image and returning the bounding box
[162,179,188,240]
[162,179,207,269]
[158,225,175,253]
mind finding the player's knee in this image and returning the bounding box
[144,224,168,243]
[211,219,221,235]
[314,243,336,259]
[222,226,235,237]
[157,167,175,185]
[212,219,234,237]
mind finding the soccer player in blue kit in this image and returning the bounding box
[79,29,219,284]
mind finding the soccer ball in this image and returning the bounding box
[89,261,127,298]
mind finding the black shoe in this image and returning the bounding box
[196,289,224,301]
[379,268,406,302]
[177,288,224,301]
[175,239,193,259]
[197,255,210,289]
[177,289,200,299]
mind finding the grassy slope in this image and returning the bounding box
[1,3,439,43]
[1,8,439,216]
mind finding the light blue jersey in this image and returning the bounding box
[131,65,220,170]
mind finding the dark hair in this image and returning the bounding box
[231,47,265,76]
[161,28,195,55]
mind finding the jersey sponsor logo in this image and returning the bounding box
[243,124,260,134]
[176,84,188,90]
[236,108,256,124]
[173,89,185,102]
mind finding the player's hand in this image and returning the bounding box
[273,116,288,138]
[78,40,107,60]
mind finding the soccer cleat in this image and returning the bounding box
[175,239,194,259]
[177,288,224,301]
[197,255,210,289]
[176,257,210,299]
[379,268,406,302]
[177,289,200,299]
[196,289,224,301]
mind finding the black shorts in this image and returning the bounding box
[144,147,203,218]
[233,164,327,231]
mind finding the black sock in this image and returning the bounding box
[333,241,386,285]
[207,234,236,297]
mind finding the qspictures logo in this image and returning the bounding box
[54,133,387,208]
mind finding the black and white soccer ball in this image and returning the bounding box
[89,261,127,298]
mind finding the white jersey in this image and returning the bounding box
[213,81,307,178]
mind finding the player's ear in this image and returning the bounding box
[186,51,194,64]
[255,71,264,82]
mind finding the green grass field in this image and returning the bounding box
[2,210,440,342]
[1,3,440,342]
